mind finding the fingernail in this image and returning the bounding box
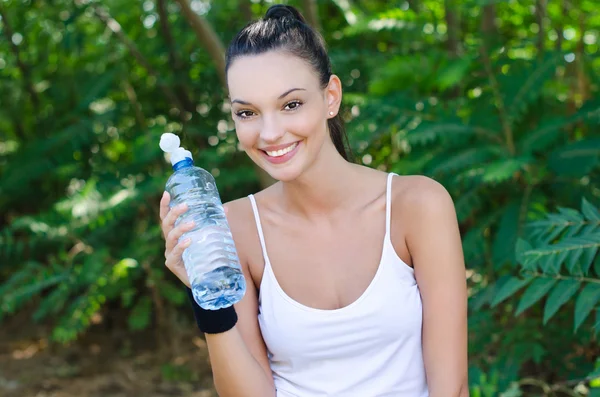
[185,221,195,227]
[183,238,192,245]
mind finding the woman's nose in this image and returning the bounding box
[260,115,286,143]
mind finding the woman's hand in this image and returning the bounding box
[159,191,196,287]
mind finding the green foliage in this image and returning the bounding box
[493,199,600,337]
[1,0,599,393]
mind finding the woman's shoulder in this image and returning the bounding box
[390,174,455,217]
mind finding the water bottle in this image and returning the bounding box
[159,133,246,310]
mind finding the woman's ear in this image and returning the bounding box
[326,75,342,118]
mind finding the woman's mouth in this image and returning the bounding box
[260,141,301,164]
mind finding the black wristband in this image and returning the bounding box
[185,287,238,334]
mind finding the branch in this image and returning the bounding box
[479,8,514,154]
[480,47,514,154]
[480,4,497,37]
[240,0,252,21]
[535,0,546,58]
[123,80,146,129]
[0,5,39,110]
[88,3,186,114]
[331,0,358,25]
[174,0,226,87]
[302,0,321,31]
[444,0,461,57]
[555,0,569,50]
[156,0,195,112]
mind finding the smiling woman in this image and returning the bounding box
[159,4,468,397]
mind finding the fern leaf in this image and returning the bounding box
[548,138,600,177]
[574,283,600,331]
[583,198,600,222]
[504,53,563,127]
[491,276,533,307]
[515,278,558,316]
[407,121,478,146]
[428,146,500,176]
[521,236,600,275]
[519,98,600,154]
[543,279,581,324]
[492,201,521,269]
[480,157,530,184]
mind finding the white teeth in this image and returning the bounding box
[266,142,298,157]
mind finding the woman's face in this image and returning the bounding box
[227,51,341,182]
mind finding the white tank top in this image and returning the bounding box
[248,173,429,397]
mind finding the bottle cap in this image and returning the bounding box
[159,133,193,165]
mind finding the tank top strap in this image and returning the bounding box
[385,173,398,236]
[248,194,270,263]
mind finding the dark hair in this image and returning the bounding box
[225,4,352,161]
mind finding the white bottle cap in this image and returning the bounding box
[159,133,193,165]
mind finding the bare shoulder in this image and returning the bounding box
[223,196,264,287]
[392,174,456,217]
[223,197,253,230]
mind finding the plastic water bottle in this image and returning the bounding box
[160,133,246,310]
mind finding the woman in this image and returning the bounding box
[160,5,468,397]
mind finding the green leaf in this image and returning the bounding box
[515,238,536,270]
[548,138,600,177]
[543,279,581,324]
[407,122,477,146]
[580,246,598,275]
[505,53,563,126]
[492,201,520,269]
[515,278,558,316]
[435,57,473,90]
[583,198,600,222]
[565,248,584,274]
[128,296,152,331]
[481,157,530,184]
[491,276,533,307]
[574,283,600,331]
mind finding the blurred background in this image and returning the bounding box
[0,0,599,396]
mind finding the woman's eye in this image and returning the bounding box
[236,110,255,119]
[284,101,302,111]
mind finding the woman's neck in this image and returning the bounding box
[277,141,364,218]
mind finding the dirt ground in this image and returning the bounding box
[0,310,218,397]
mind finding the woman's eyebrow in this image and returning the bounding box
[231,88,306,105]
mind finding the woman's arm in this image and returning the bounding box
[204,263,275,397]
[403,177,469,397]
[160,194,275,397]
[204,199,275,397]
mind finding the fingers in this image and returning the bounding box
[165,237,192,285]
[161,202,189,237]
[159,191,170,221]
[165,220,196,253]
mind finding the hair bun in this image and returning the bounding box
[264,4,306,24]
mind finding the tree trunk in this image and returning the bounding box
[174,0,227,87]
[407,0,420,12]
[481,4,497,38]
[444,0,460,58]
[555,0,568,50]
[535,0,546,58]
[156,0,195,113]
[240,0,253,21]
[0,5,39,112]
[302,0,321,31]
